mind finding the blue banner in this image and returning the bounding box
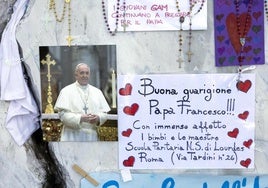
[81,172,268,188]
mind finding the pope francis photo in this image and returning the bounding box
[54,63,111,141]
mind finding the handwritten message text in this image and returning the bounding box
[107,0,207,31]
[118,74,255,169]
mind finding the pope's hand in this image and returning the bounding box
[80,114,100,125]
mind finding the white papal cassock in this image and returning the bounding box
[54,81,111,141]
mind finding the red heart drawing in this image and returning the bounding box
[240,158,251,168]
[228,128,239,138]
[243,139,253,149]
[236,80,252,93]
[122,128,132,137]
[226,13,252,54]
[119,83,132,96]
[238,111,249,120]
[243,45,252,53]
[123,103,139,116]
[123,156,135,167]
[253,11,261,21]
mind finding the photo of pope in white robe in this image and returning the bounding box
[54,63,111,141]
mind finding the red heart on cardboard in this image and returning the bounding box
[243,139,253,149]
[226,12,252,54]
[119,83,132,96]
[123,103,139,116]
[228,128,239,138]
[122,128,132,137]
[240,158,251,168]
[236,80,252,93]
[123,156,135,167]
[238,111,249,120]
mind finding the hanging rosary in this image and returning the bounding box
[49,0,73,46]
[121,0,128,32]
[102,0,120,36]
[175,0,205,68]
[186,0,205,64]
[175,0,194,68]
[234,0,253,81]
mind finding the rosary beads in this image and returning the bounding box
[102,0,120,36]
[49,0,73,46]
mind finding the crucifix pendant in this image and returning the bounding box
[177,57,184,68]
[122,23,128,32]
[187,51,193,63]
[66,35,73,47]
[83,105,88,114]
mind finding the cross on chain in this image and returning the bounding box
[66,35,73,47]
[122,23,128,32]
[186,51,193,62]
[41,54,56,82]
[177,57,184,68]
[83,105,88,114]
[186,33,194,63]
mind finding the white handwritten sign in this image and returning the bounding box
[107,0,207,31]
[118,74,255,169]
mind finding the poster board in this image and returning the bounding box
[214,1,265,66]
[81,173,267,188]
[118,74,255,169]
[107,0,207,31]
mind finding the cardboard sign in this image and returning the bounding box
[81,173,267,188]
[107,0,207,31]
[118,74,255,169]
[214,0,265,66]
